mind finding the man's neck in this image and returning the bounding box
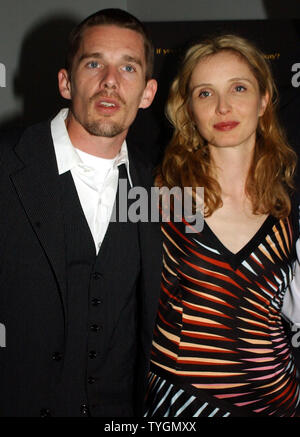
[65,113,127,159]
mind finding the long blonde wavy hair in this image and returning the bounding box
[157,34,297,218]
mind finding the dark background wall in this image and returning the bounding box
[1,0,300,132]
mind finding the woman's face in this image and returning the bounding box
[188,50,268,151]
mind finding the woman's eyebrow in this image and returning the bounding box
[190,77,254,92]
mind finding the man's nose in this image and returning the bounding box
[100,65,119,89]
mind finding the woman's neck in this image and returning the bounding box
[209,144,255,197]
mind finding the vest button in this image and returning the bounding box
[88,350,97,359]
[40,408,51,417]
[80,404,90,416]
[90,324,101,332]
[52,352,62,361]
[92,297,102,306]
[87,376,96,384]
[93,272,102,280]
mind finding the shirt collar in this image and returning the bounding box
[51,108,133,186]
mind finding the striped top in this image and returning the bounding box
[150,212,300,416]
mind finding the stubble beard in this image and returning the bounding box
[83,119,125,138]
[72,107,125,138]
[71,91,127,138]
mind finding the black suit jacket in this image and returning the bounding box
[0,121,162,417]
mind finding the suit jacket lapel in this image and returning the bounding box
[9,122,67,312]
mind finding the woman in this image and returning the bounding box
[145,34,299,417]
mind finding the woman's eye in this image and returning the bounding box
[199,90,211,98]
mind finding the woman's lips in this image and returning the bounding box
[213,121,240,131]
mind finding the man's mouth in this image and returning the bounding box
[95,98,120,113]
[100,101,116,107]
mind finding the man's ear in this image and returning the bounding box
[139,79,158,109]
[58,69,72,100]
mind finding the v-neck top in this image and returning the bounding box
[150,211,300,416]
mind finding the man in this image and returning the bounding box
[0,9,161,417]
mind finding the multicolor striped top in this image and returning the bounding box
[150,212,300,416]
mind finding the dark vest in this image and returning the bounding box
[52,166,140,417]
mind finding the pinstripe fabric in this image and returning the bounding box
[148,213,300,417]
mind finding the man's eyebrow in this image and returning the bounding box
[122,55,143,67]
[77,52,143,67]
[78,52,103,63]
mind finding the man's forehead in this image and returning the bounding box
[78,25,145,56]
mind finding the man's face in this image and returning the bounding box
[59,25,156,140]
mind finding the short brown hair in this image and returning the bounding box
[65,8,154,81]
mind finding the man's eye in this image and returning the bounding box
[122,65,135,73]
[87,61,99,69]
[199,90,211,98]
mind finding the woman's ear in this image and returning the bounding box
[259,91,269,117]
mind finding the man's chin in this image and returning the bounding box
[85,121,124,138]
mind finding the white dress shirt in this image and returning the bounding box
[51,108,132,254]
